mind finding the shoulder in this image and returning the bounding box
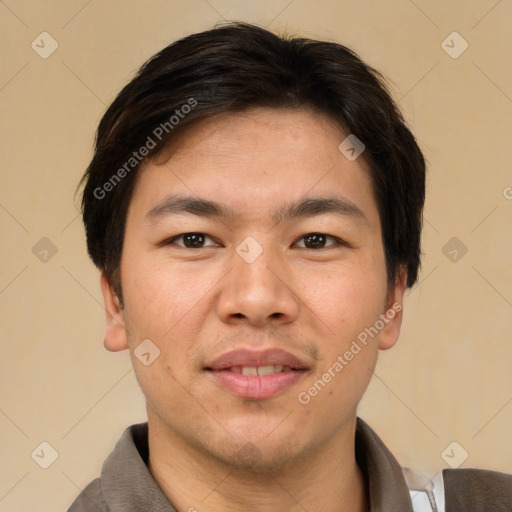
[67,478,108,511]
[443,467,512,511]
[404,466,512,512]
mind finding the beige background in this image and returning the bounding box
[1,0,511,510]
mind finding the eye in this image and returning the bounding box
[164,232,218,249]
[295,233,344,249]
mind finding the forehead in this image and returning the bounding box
[128,107,379,227]
[154,107,357,169]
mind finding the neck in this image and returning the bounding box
[146,413,368,512]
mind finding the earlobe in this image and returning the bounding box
[378,269,408,351]
[100,272,129,352]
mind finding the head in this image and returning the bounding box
[81,22,425,471]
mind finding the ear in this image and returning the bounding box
[100,272,128,352]
[378,268,408,351]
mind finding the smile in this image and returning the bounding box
[229,365,295,375]
[205,349,309,399]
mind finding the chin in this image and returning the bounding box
[212,439,301,474]
[199,421,309,474]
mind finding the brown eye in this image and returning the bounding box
[183,233,206,248]
[166,233,216,248]
[295,233,341,249]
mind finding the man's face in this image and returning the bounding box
[103,107,405,470]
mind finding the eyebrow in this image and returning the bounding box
[145,194,366,224]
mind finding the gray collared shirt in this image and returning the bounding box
[67,418,512,511]
[67,418,414,511]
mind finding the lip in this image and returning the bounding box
[205,348,308,400]
[206,348,307,371]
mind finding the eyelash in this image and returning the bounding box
[162,232,347,250]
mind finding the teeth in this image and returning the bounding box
[235,365,287,376]
[258,365,280,376]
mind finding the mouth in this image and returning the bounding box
[205,348,308,399]
[228,365,296,375]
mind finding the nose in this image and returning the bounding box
[216,241,300,327]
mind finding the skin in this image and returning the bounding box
[100,107,407,512]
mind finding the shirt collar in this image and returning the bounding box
[100,418,413,511]
[102,422,178,511]
[355,418,414,512]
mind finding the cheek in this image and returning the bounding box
[121,256,215,346]
[300,261,386,402]
[120,259,212,407]
[120,257,234,407]
[298,263,387,338]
